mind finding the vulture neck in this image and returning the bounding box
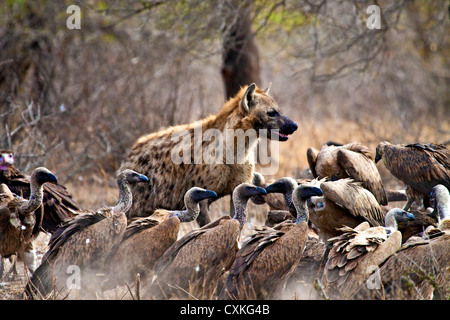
[295,199,309,224]
[284,193,296,215]
[437,201,450,231]
[113,179,132,215]
[232,195,249,230]
[172,200,200,223]
[19,179,44,215]
[384,212,399,235]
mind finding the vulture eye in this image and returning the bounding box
[267,110,279,117]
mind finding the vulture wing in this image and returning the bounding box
[337,148,387,205]
[321,179,385,226]
[307,147,319,178]
[384,143,450,195]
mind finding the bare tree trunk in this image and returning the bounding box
[221,2,261,99]
[195,2,263,226]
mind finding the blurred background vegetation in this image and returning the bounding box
[0,0,449,208]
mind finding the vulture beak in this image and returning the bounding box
[405,212,416,221]
[138,174,150,183]
[193,190,218,202]
[265,182,283,194]
[374,149,382,163]
[47,173,58,184]
[250,186,268,197]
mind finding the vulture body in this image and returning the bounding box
[145,183,267,300]
[375,141,450,210]
[356,184,450,300]
[307,142,387,205]
[24,170,149,299]
[102,187,217,290]
[307,178,386,243]
[219,179,323,300]
[0,168,57,276]
[0,149,80,235]
[322,208,415,299]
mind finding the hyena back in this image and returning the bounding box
[120,84,298,224]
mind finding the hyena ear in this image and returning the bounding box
[241,83,256,113]
[264,82,272,95]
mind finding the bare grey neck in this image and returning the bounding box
[172,202,200,223]
[113,178,132,215]
[232,195,249,229]
[295,199,309,224]
[19,180,44,215]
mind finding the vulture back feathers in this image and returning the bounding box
[145,183,267,300]
[24,169,149,299]
[375,141,450,209]
[0,150,80,235]
[307,142,387,205]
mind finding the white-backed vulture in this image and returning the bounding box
[249,172,312,226]
[322,208,415,299]
[219,180,323,300]
[307,178,386,243]
[0,167,57,277]
[0,149,80,235]
[356,184,450,300]
[375,141,450,210]
[24,169,149,299]
[145,183,267,300]
[307,142,387,205]
[102,187,217,290]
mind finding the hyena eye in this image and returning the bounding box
[267,110,279,117]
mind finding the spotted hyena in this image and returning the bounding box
[120,83,298,225]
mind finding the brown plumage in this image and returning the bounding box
[375,141,450,210]
[102,187,217,290]
[356,184,450,300]
[307,178,386,243]
[24,169,149,299]
[0,149,80,235]
[322,208,415,299]
[219,182,323,300]
[0,167,57,276]
[396,208,437,243]
[307,142,387,205]
[145,183,267,300]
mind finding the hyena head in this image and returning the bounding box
[238,83,298,141]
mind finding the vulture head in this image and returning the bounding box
[0,149,14,171]
[293,184,323,223]
[185,187,218,204]
[265,177,298,195]
[119,169,149,184]
[374,141,390,163]
[233,183,267,200]
[384,208,415,235]
[32,167,58,186]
